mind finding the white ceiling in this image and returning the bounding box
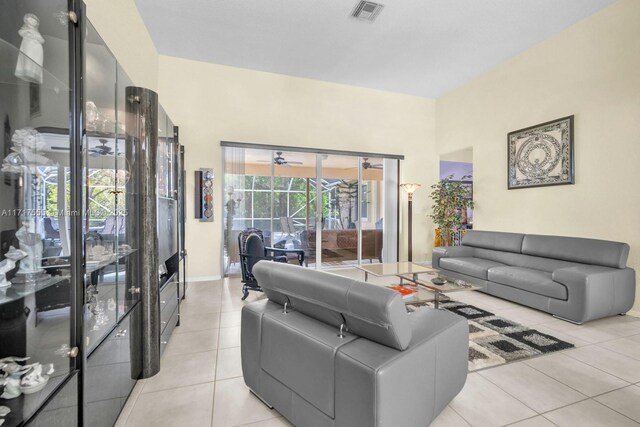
[135,0,616,97]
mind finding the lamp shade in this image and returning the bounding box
[400,183,421,194]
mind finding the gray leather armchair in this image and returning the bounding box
[242,262,469,427]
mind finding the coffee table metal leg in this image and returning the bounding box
[364,271,368,282]
[434,292,440,309]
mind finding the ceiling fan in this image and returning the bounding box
[361,158,383,170]
[256,151,303,166]
[89,139,115,156]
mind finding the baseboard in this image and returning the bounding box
[627,309,640,319]
[186,275,222,282]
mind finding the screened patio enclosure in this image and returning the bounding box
[222,143,401,274]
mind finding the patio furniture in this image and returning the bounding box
[237,228,305,300]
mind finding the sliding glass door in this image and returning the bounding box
[222,145,398,275]
[317,154,361,267]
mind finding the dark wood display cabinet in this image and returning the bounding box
[0,1,183,425]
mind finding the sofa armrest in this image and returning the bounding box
[551,266,636,322]
[334,309,468,426]
[432,245,474,269]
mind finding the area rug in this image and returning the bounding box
[408,300,574,372]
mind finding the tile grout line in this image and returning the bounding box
[523,353,630,396]
[163,346,221,357]
[476,336,640,422]
[142,378,218,396]
[508,359,640,424]
[539,324,640,346]
[119,384,144,427]
[211,306,223,427]
[597,338,640,362]
[537,396,640,426]
[524,348,634,390]
[560,344,640,383]
[582,387,640,425]
[446,404,472,426]
[477,365,589,416]
[503,413,559,426]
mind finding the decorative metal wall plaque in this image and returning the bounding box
[507,115,574,189]
[195,168,214,221]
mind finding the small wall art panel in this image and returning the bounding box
[507,115,574,189]
[195,168,214,221]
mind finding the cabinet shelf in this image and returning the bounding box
[0,371,69,427]
[0,275,71,307]
[85,248,138,275]
[0,38,69,91]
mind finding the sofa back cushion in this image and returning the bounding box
[473,248,582,273]
[462,230,525,253]
[522,234,630,269]
[253,261,412,350]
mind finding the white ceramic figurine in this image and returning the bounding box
[14,13,45,84]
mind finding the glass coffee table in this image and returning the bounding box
[355,262,434,282]
[355,262,481,309]
[397,271,482,308]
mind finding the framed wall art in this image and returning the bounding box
[507,115,574,189]
[195,168,214,221]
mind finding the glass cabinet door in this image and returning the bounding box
[0,1,75,425]
[157,108,178,274]
[83,21,118,353]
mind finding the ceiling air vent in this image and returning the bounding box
[351,0,384,22]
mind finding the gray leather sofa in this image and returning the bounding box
[433,230,636,324]
[242,261,469,427]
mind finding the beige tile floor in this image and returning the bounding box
[116,270,640,427]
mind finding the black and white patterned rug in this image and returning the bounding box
[408,300,574,372]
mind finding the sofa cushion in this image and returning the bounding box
[462,230,525,253]
[488,266,567,300]
[439,257,506,280]
[521,234,630,269]
[253,261,412,350]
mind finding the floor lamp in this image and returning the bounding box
[400,183,421,262]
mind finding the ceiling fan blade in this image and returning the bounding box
[50,146,70,151]
[371,165,383,169]
[286,161,303,165]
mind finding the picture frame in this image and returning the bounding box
[507,115,574,189]
[195,168,214,222]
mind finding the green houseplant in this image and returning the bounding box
[428,175,474,246]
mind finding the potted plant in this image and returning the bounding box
[428,175,474,246]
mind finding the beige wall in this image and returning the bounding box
[158,56,436,278]
[84,0,158,91]
[84,0,640,317]
[436,0,640,315]
[84,0,437,280]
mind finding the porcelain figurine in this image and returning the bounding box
[14,13,45,84]
[1,372,26,399]
[0,246,28,288]
[19,363,53,394]
[16,221,45,276]
[0,356,30,376]
[2,128,54,174]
